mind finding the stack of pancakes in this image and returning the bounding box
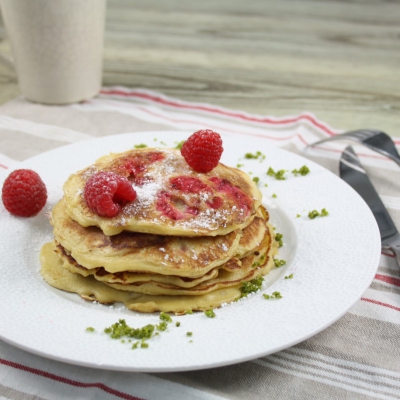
[40,148,278,313]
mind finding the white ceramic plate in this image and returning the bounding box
[0,131,381,372]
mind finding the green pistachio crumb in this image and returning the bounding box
[272,193,277,198]
[267,167,286,180]
[263,291,282,299]
[157,321,168,331]
[252,176,260,184]
[308,208,329,219]
[175,140,184,150]
[101,318,178,350]
[104,319,155,340]
[86,327,95,332]
[184,309,193,315]
[239,277,264,299]
[296,214,301,218]
[292,165,310,176]
[285,274,294,279]
[175,321,181,327]
[245,151,265,161]
[186,332,193,337]
[308,210,319,219]
[267,167,275,177]
[204,309,216,318]
[274,259,286,268]
[275,170,286,180]
[237,163,244,168]
[321,208,329,216]
[275,233,283,248]
[159,312,172,323]
[134,143,147,148]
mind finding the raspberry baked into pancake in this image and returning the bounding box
[63,147,262,236]
[40,130,280,313]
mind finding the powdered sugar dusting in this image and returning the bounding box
[81,166,98,180]
[73,148,258,235]
[179,208,231,230]
[133,179,162,208]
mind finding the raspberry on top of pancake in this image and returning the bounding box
[63,148,262,236]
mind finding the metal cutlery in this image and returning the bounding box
[340,145,400,270]
[307,129,400,167]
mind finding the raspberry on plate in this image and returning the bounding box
[2,169,47,217]
[83,171,137,217]
[181,129,223,173]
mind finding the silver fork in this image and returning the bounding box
[306,129,400,167]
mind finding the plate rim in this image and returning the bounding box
[0,131,381,372]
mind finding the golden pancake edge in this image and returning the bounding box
[40,145,282,314]
[62,148,262,237]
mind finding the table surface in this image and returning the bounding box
[0,3,400,398]
[0,0,399,135]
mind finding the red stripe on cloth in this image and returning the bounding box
[137,106,309,140]
[309,144,393,162]
[99,89,337,136]
[382,250,395,258]
[97,91,398,163]
[375,273,400,287]
[0,163,8,169]
[138,106,312,148]
[0,358,144,400]
[361,298,400,312]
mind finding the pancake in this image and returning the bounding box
[54,209,273,289]
[41,240,242,313]
[40,142,282,314]
[55,243,222,288]
[52,199,242,278]
[42,210,276,305]
[62,148,262,236]
[40,238,275,313]
[84,220,274,296]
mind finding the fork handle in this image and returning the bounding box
[308,136,400,167]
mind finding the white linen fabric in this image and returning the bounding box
[0,87,399,400]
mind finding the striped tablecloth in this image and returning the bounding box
[0,87,399,400]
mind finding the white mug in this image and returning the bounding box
[0,0,106,105]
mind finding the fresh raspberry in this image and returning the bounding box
[83,171,137,217]
[2,169,47,217]
[181,129,223,173]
